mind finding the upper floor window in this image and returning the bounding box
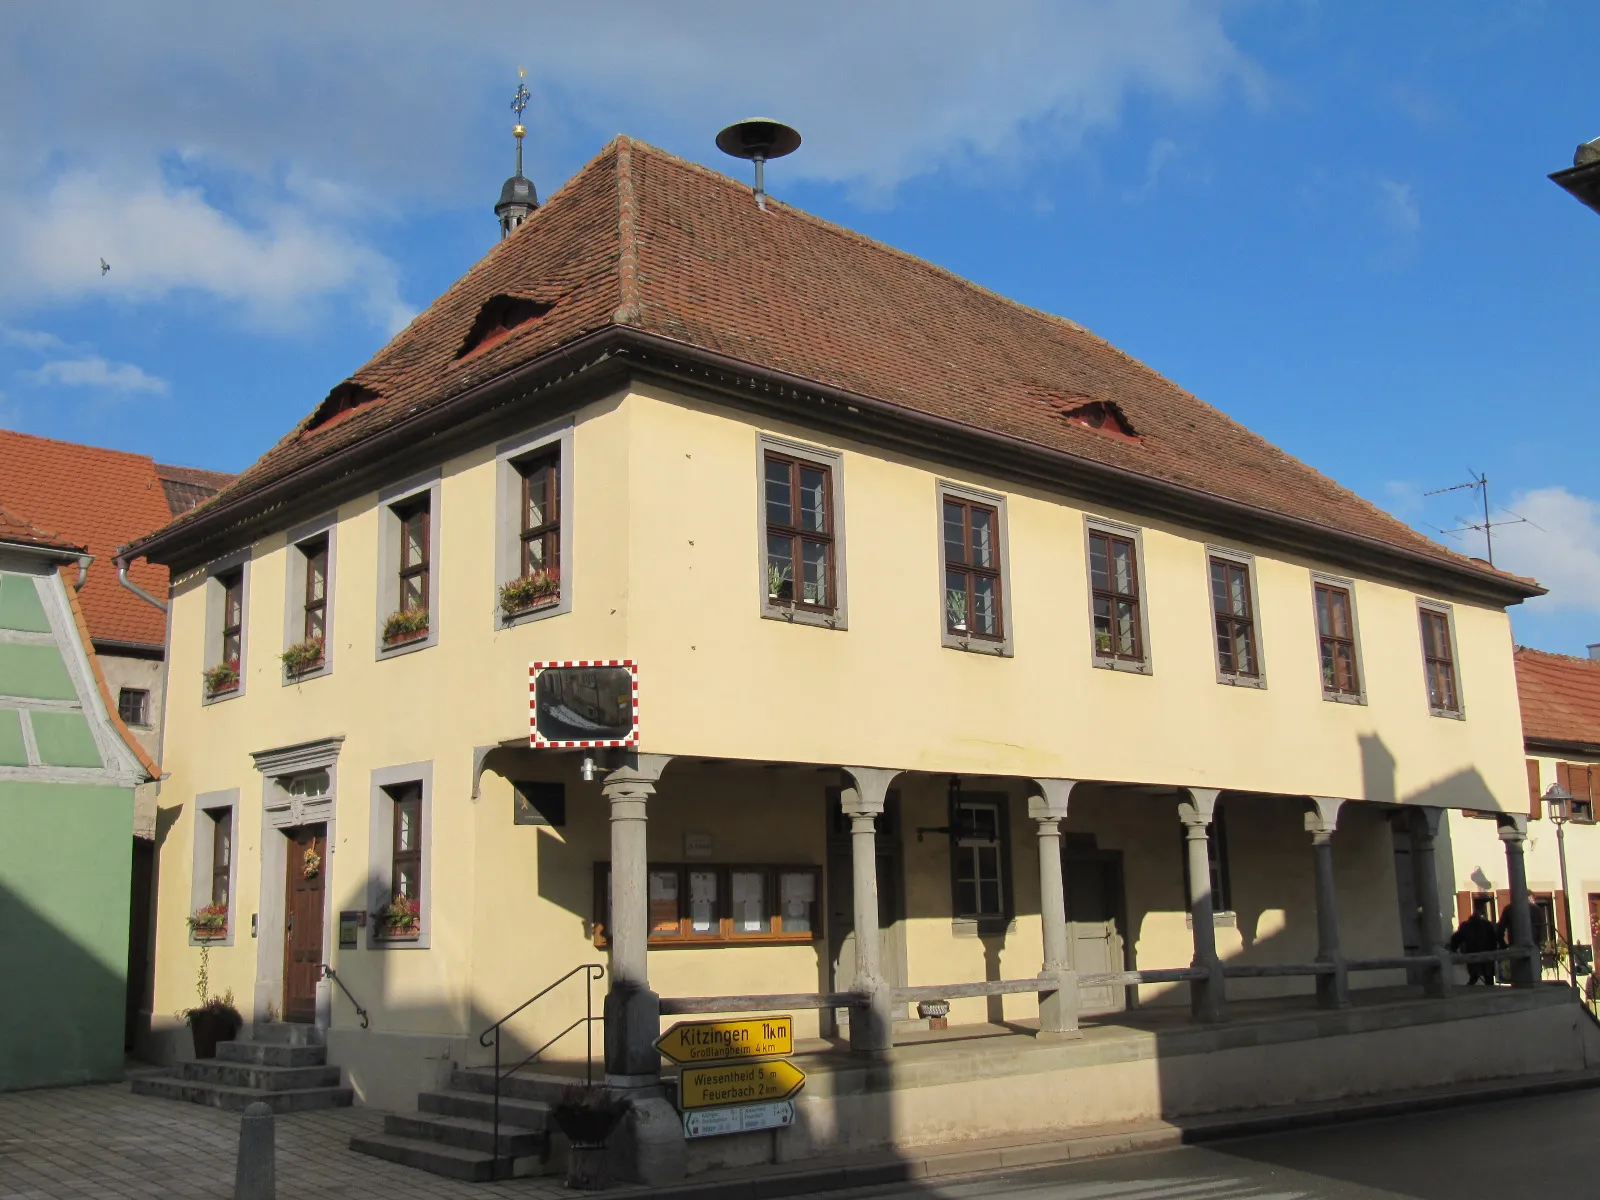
[219,569,243,665]
[1557,763,1597,824]
[943,496,1002,641]
[1210,554,1260,683]
[765,452,835,611]
[302,537,329,644]
[1313,580,1363,702]
[519,453,560,580]
[1419,605,1461,716]
[397,497,430,613]
[1089,529,1143,664]
[378,477,438,654]
[118,687,150,727]
[495,426,573,627]
[210,808,232,908]
[203,562,248,701]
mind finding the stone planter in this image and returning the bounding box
[188,1006,242,1060]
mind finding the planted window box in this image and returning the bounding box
[188,902,228,940]
[373,893,421,941]
[203,660,240,698]
[281,637,325,677]
[499,567,561,619]
[382,607,429,647]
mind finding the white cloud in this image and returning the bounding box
[1492,487,1600,615]
[1375,178,1420,236]
[0,328,68,353]
[24,356,169,395]
[1123,138,1182,203]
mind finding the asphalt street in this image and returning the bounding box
[814,1087,1600,1199]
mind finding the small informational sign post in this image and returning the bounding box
[679,1059,806,1109]
[683,1100,795,1139]
[655,1016,793,1065]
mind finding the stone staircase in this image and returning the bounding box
[131,1023,353,1113]
[348,1064,568,1181]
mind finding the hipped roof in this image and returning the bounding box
[1517,647,1600,751]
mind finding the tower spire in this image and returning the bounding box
[495,69,539,239]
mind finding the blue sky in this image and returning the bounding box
[2,2,1596,651]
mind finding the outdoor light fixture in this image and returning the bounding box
[1546,782,1574,825]
[1543,782,1578,996]
[580,754,597,783]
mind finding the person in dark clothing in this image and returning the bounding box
[1450,911,1500,984]
[1497,898,1548,951]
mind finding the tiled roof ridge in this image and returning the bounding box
[0,426,158,470]
[615,136,641,323]
[1517,645,1600,667]
[155,463,235,489]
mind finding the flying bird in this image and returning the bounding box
[99,258,110,275]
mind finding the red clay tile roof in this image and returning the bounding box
[155,463,235,517]
[136,137,1533,595]
[1516,647,1600,749]
[0,504,83,555]
[0,430,179,647]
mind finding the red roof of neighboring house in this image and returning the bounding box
[0,504,84,555]
[1516,647,1600,750]
[130,137,1537,599]
[0,430,229,648]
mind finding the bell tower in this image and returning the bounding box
[495,70,539,238]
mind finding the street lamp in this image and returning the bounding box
[1544,782,1577,995]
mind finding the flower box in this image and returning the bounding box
[281,638,325,676]
[374,919,421,941]
[203,661,240,697]
[188,903,228,941]
[374,893,421,941]
[382,607,430,647]
[499,568,561,619]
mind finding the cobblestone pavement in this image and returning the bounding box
[0,1082,573,1200]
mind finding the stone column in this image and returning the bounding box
[1409,806,1452,998]
[1029,779,1080,1038]
[1179,788,1227,1022]
[840,766,899,1056]
[1499,814,1537,988]
[1305,798,1349,1009]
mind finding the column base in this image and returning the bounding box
[1189,962,1227,1023]
[1037,969,1081,1039]
[1316,958,1351,1010]
[605,1086,686,1187]
[1423,952,1454,999]
[604,984,663,1079]
[848,981,894,1057]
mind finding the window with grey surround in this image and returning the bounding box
[1418,602,1462,717]
[495,423,573,627]
[1209,551,1263,686]
[118,687,150,727]
[187,788,240,945]
[219,569,243,666]
[1085,518,1150,672]
[949,792,1012,930]
[1313,578,1363,701]
[376,472,441,656]
[397,497,430,614]
[283,518,336,681]
[210,808,232,908]
[938,481,1012,655]
[518,452,560,579]
[202,555,250,702]
[301,536,329,645]
[367,761,432,948]
[758,435,847,629]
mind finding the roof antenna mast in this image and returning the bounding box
[1424,471,1530,567]
[716,118,801,211]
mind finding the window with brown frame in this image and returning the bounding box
[1557,762,1597,824]
[1089,530,1142,661]
[1314,582,1361,697]
[518,451,560,579]
[218,569,243,665]
[765,452,835,610]
[1210,556,1258,678]
[951,797,1010,922]
[593,863,820,946]
[301,536,328,644]
[209,808,232,909]
[943,496,1002,639]
[391,783,423,916]
[396,497,430,613]
[1419,607,1460,714]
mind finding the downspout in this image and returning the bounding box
[73,553,92,590]
[115,555,168,612]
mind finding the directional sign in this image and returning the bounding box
[655,1015,793,1065]
[680,1059,805,1109]
[684,1100,795,1139]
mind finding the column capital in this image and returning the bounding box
[602,753,672,798]
[1411,804,1444,842]
[838,766,900,817]
[1498,812,1530,842]
[1305,797,1344,842]
[1027,778,1077,824]
[1179,787,1220,828]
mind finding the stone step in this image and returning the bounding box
[385,1111,547,1157]
[450,1065,584,1105]
[247,1022,325,1047]
[418,1089,550,1130]
[216,1040,326,1068]
[178,1061,343,1091]
[132,1074,352,1114]
[347,1133,548,1182]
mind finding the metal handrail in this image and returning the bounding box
[320,964,369,1029]
[476,963,604,1182]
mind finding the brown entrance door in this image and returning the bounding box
[283,824,327,1023]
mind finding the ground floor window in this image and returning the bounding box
[594,863,820,946]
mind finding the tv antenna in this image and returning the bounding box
[1423,471,1531,567]
[716,118,801,211]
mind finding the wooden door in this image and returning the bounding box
[1065,849,1127,1015]
[283,824,327,1024]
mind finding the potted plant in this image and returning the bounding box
[178,919,242,1059]
[373,892,421,940]
[767,562,791,602]
[946,590,967,633]
[498,566,561,618]
[189,902,228,940]
[382,606,429,646]
[281,637,325,677]
[550,1084,629,1190]
[203,659,239,697]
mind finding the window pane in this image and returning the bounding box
[222,632,241,663]
[1093,596,1112,654]
[972,574,997,635]
[799,467,827,532]
[1089,535,1110,592]
[779,871,815,933]
[524,463,553,528]
[1315,589,1333,637]
[731,870,767,933]
[688,870,718,933]
[395,862,419,899]
[945,568,968,630]
[286,770,329,798]
[1114,599,1137,656]
[401,575,425,610]
[970,508,994,569]
[307,555,326,603]
[1111,539,1135,596]
[1320,642,1337,690]
[956,880,978,916]
[396,798,420,851]
[766,534,794,600]
[976,844,1000,883]
[765,458,792,529]
[214,813,231,868]
[649,870,680,935]
[1234,623,1256,676]
[1335,644,1357,692]
[801,540,829,606]
[1215,617,1235,675]
[943,499,966,566]
[1325,589,1350,638]
[523,535,548,571]
[979,880,1002,918]
[403,513,426,567]
[1210,560,1227,614]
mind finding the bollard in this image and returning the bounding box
[235,1101,275,1200]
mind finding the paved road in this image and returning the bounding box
[819,1088,1599,1199]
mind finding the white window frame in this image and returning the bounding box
[1206,546,1267,690]
[494,421,574,629]
[1083,516,1153,675]
[282,512,337,684]
[757,433,849,631]
[375,470,442,659]
[367,760,433,950]
[201,550,251,706]
[1416,598,1466,720]
[188,788,239,947]
[1311,572,1368,706]
[937,480,1014,656]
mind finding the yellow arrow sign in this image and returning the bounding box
[655,1016,793,1065]
[680,1059,806,1109]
